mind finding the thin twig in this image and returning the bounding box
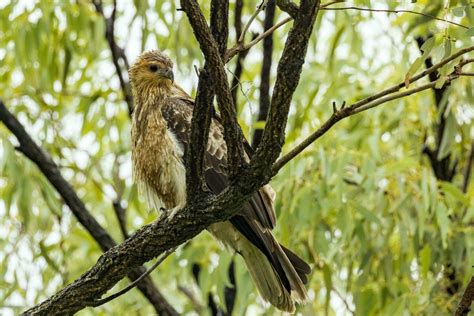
[332,287,355,315]
[225,4,468,63]
[323,6,469,29]
[352,81,439,114]
[226,16,291,63]
[231,0,256,107]
[321,0,346,7]
[88,248,176,307]
[238,0,268,44]
[92,0,134,115]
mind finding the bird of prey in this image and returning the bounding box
[129,50,310,312]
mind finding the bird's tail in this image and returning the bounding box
[239,235,311,313]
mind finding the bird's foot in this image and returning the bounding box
[167,206,182,219]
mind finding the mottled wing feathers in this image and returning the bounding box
[161,94,277,230]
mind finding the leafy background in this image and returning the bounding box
[0,0,473,315]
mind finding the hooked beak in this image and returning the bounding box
[159,68,174,83]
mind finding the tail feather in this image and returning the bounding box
[239,235,311,312]
[240,239,296,312]
[281,244,311,284]
[271,242,308,303]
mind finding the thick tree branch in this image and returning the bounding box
[276,0,299,17]
[92,0,134,115]
[252,0,275,149]
[455,277,474,316]
[250,0,321,179]
[23,182,254,314]
[272,53,474,173]
[187,0,229,199]
[180,0,246,179]
[0,101,177,315]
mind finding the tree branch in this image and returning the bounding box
[276,0,299,18]
[323,6,469,29]
[0,101,177,315]
[22,182,254,314]
[226,2,467,64]
[225,16,292,63]
[416,35,455,183]
[250,0,321,179]
[92,0,134,115]
[455,277,474,316]
[238,0,268,44]
[252,0,276,149]
[272,53,474,173]
[86,247,176,307]
[186,0,229,199]
[180,0,247,179]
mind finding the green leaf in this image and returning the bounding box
[436,203,450,248]
[356,288,378,316]
[405,37,435,87]
[437,111,457,160]
[440,182,470,206]
[323,264,332,313]
[419,244,431,278]
[452,6,465,17]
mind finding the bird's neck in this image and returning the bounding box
[133,82,172,103]
[132,83,172,137]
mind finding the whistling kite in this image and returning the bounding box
[130,50,310,312]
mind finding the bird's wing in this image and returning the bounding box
[161,94,276,230]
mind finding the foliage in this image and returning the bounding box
[0,0,473,315]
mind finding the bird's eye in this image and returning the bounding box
[149,65,158,72]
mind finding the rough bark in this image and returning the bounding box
[187,0,229,198]
[250,0,320,180]
[180,0,247,179]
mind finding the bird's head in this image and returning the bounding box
[129,50,174,94]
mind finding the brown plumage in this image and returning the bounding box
[130,50,311,312]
